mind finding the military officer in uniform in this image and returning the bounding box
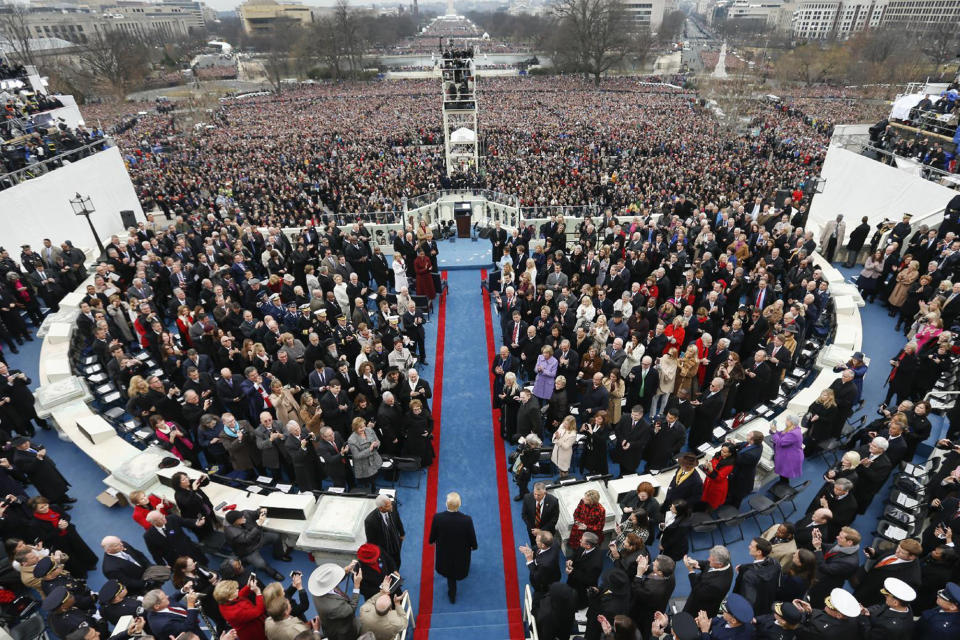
[42,586,109,640]
[34,557,96,612]
[754,601,803,640]
[98,580,146,627]
[694,592,754,640]
[793,588,861,640]
[917,581,960,640]
[857,578,914,640]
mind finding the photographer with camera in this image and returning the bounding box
[171,472,217,541]
[224,510,291,583]
[283,422,320,492]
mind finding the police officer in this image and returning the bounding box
[694,592,754,640]
[97,580,145,627]
[857,578,915,640]
[794,588,861,640]
[917,581,960,640]
[754,601,803,640]
[42,586,109,640]
[34,557,97,612]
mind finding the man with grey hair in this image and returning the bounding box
[818,477,858,537]
[566,530,604,608]
[631,554,677,636]
[142,587,204,640]
[854,436,893,515]
[681,545,733,617]
[364,495,405,569]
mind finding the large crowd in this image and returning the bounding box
[0,71,954,640]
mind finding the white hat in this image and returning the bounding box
[307,563,346,596]
[827,588,861,617]
[882,577,916,603]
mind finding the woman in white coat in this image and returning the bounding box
[551,415,578,478]
[393,254,408,293]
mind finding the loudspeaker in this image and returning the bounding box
[120,210,137,229]
[773,189,791,209]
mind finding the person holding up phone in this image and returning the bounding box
[357,574,408,640]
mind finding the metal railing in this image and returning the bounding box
[0,137,114,190]
[832,135,958,186]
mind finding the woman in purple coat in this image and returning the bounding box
[533,345,559,403]
[770,414,804,485]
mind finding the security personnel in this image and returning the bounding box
[754,601,803,640]
[858,578,915,640]
[34,557,96,612]
[794,588,861,640]
[694,592,754,640]
[42,586,109,640]
[97,580,145,627]
[917,581,960,640]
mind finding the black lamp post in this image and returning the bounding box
[69,193,104,255]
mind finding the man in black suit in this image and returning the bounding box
[793,507,832,552]
[851,539,923,607]
[854,437,894,514]
[726,432,764,508]
[829,369,860,426]
[661,453,703,513]
[630,554,676,640]
[520,531,562,603]
[733,537,781,615]
[428,491,478,604]
[180,349,214,378]
[143,588,207,640]
[566,532,604,609]
[628,356,659,414]
[315,426,349,488]
[808,525,862,607]
[490,222,508,264]
[689,378,725,450]
[742,350,773,403]
[613,405,651,477]
[100,536,155,596]
[364,495,405,569]
[515,388,541,440]
[216,367,247,419]
[142,511,206,567]
[12,437,74,504]
[681,546,734,617]
[645,409,686,471]
[942,281,960,328]
[521,483,560,545]
[817,477,858,538]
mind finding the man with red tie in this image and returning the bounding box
[143,588,207,640]
[851,538,923,607]
[808,525,862,608]
[240,366,276,421]
[521,482,560,545]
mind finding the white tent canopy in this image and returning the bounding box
[450,127,476,143]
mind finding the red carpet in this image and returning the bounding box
[480,270,525,640]
[414,272,448,640]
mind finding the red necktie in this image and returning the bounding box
[168,607,188,616]
[257,385,273,408]
[513,323,520,343]
[875,556,898,568]
[756,291,762,307]
[535,502,542,527]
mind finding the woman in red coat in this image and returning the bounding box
[568,489,606,549]
[214,579,266,640]
[701,443,737,509]
[413,249,436,300]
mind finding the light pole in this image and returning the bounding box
[69,193,104,255]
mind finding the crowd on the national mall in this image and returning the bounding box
[0,82,956,640]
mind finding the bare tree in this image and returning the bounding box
[78,30,150,98]
[658,10,686,42]
[549,0,632,85]
[918,19,959,78]
[252,18,301,92]
[0,4,37,68]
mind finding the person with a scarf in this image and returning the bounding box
[355,542,396,600]
[27,496,98,577]
[151,415,203,467]
[5,272,42,327]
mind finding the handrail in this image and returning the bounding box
[833,136,958,185]
[0,137,114,189]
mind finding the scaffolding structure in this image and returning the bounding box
[440,45,478,177]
